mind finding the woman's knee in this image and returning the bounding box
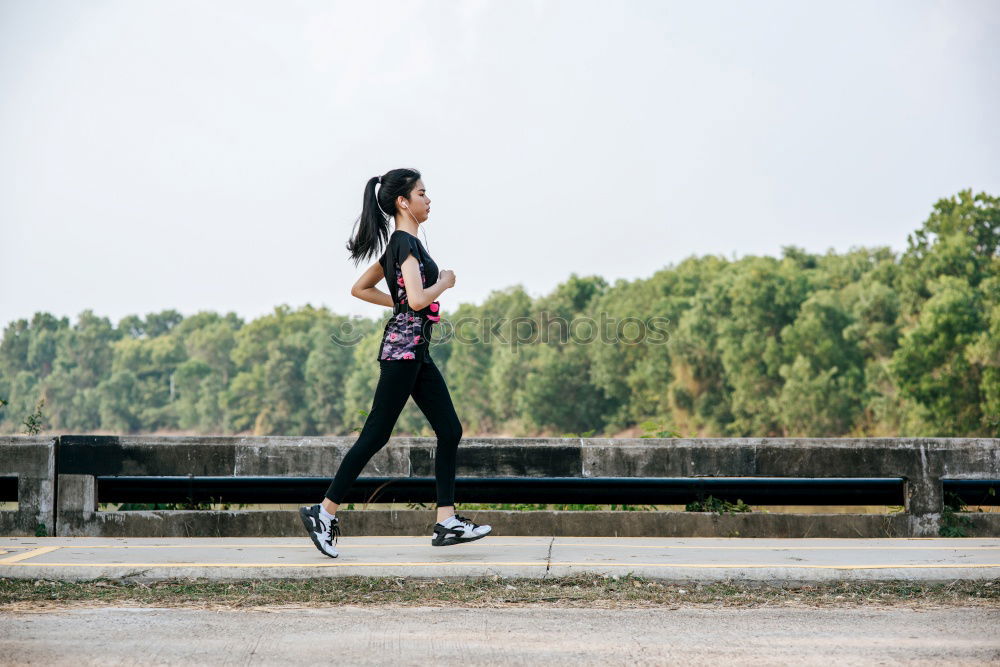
[344,428,393,463]
[438,418,462,448]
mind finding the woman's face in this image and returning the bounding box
[400,180,431,222]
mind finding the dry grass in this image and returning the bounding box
[1,575,998,611]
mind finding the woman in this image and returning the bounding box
[299,168,491,558]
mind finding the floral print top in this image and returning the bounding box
[377,230,440,362]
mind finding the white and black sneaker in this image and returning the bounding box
[431,514,492,546]
[299,504,340,558]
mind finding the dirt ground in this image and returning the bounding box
[2,605,999,665]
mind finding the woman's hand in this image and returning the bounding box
[438,269,456,289]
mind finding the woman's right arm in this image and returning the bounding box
[400,255,454,311]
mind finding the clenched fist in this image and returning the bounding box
[438,269,456,289]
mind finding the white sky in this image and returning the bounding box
[1,0,998,329]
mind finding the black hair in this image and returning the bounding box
[346,167,422,266]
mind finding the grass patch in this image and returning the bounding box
[684,495,752,514]
[1,575,997,610]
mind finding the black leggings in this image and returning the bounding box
[324,358,463,507]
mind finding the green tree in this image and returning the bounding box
[774,289,864,435]
[40,311,118,431]
[890,190,1000,435]
[519,343,615,434]
[899,189,1000,318]
[891,276,986,435]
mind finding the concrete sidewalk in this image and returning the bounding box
[2,536,999,582]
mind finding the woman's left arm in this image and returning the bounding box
[350,261,393,307]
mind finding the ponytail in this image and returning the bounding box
[345,168,422,266]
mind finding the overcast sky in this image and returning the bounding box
[1,0,997,330]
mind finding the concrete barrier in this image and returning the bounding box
[0,436,56,536]
[2,435,998,538]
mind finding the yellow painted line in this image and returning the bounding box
[551,544,1000,551]
[0,546,61,563]
[4,543,540,550]
[18,543,1000,551]
[4,561,1000,570]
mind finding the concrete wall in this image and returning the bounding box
[0,436,56,536]
[2,435,998,538]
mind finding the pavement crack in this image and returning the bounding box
[543,537,555,578]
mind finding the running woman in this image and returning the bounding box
[300,168,491,558]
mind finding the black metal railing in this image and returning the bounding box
[89,475,915,506]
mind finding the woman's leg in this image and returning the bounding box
[322,361,420,511]
[409,358,464,523]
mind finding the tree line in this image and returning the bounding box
[1,189,997,437]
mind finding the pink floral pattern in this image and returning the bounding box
[378,254,440,361]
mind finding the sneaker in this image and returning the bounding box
[299,504,340,558]
[431,514,492,546]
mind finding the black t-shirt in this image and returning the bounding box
[376,230,440,362]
